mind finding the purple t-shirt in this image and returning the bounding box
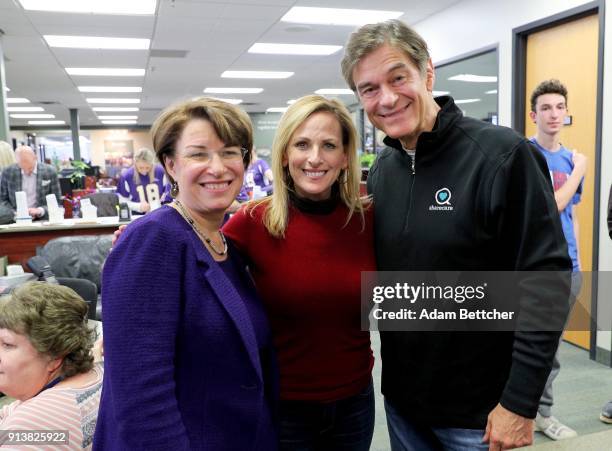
[237,159,272,201]
[118,165,166,204]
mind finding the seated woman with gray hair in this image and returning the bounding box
[0,282,102,449]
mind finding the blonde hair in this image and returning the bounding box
[151,97,253,186]
[133,147,157,185]
[0,141,16,170]
[252,95,366,238]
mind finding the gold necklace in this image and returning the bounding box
[173,200,228,256]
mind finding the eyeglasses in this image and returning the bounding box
[183,146,248,165]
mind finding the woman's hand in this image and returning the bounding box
[112,225,128,246]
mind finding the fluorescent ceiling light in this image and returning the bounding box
[7,107,45,112]
[27,120,66,125]
[485,89,498,94]
[222,71,293,79]
[66,68,145,76]
[92,107,139,112]
[432,90,450,96]
[11,114,55,118]
[86,98,140,104]
[209,98,243,105]
[18,0,156,15]
[266,107,288,113]
[79,86,142,93]
[6,98,30,104]
[287,99,296,105]
[281,7,403,26]
[102,120,138,125]
[97,115,138,119]
[454,98,481,104]
[45,35,150,50]
[249,43,342,56]
[448,74,497,83]
[315,88,354,95]
[204,87,263,94]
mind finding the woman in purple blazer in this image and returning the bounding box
[94,98,277,450]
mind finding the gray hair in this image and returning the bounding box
[341,19,430,91]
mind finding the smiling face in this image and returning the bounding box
[0,328,60,401]
[135,161,153,176]
[283,111,347,201]
[530,93,567,137]
[352,43,439,149]
[164,118,245,219]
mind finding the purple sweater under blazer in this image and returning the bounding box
[94,206,277,450]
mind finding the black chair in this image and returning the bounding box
[57,277,98,320]
[84,192,119,217]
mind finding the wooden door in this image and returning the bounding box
[524,13,598,350]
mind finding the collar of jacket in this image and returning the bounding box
[382,96,462,165]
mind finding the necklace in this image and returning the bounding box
[173,200,228,256]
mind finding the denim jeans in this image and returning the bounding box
[385,398,488,451]
[278,379,374,451]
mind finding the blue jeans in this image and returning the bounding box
[278,380,374,451]
[385,399,488,451]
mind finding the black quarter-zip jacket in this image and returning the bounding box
[367,96,571,428]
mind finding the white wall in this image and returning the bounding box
[413,0,611,351]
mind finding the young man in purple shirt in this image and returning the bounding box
[530,79,587,440]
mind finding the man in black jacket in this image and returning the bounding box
[341,20,571,450]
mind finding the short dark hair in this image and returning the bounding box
[151,97,254,185]
[530,79,568,112]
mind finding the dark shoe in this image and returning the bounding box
[600,401,612,424]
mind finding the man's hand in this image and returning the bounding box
[572,150,587,177]
[483,404,533,450]
[28,207,43,218]
[140,201,151,213]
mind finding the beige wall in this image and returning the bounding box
[89,128,153,168]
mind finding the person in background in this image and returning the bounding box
[0,141,15,176]
[223,95,375,450]
[116,147,167,214]
[529,79,585,440]
[601,185,612,425]
[342,19,570,450]
[0,282,102,450]
[0,145,61,220]
[95,97,277,450]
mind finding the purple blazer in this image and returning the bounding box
[94,206,278,450]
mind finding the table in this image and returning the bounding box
[0,217,127,268]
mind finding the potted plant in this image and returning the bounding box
[69,160,90,189]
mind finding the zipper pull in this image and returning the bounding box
[411,157,415,174]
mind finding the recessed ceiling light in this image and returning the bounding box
[4,87,9,91]
[448,74,497,83]
[27,120,66,125]
[281,7,403,26]
[18,0,156,15]
[101,120,138,125]
[86,98,140,104]
[287,99,296,105]
[66,68,145,76]
[97,115,138,119]
[315,88,354,95]
[6,98,30,104]
[92,107,139,112]
[432,90,450,96]
[454,99,481,104]
[78,86,142,93]
[209,98,243,105]
[204,88,263,94]
[10,114,55,118]
[45,35,150,50]
[485,89,498,94]
[221,71,293,79]
[248,43,342,56]
[266,107,288,113]
[7,107,45,112]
